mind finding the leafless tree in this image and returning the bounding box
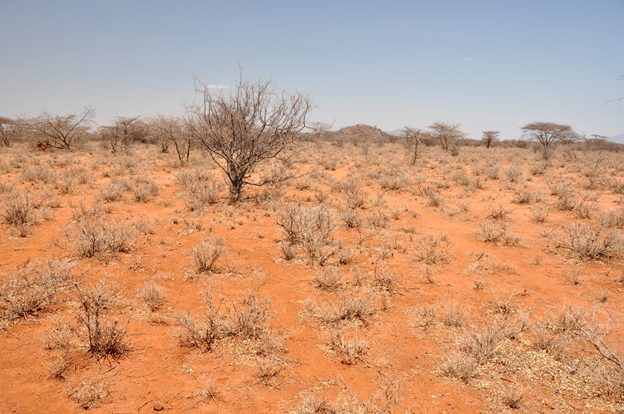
[304,121,333,142]
[185,74,314,202]
[99,116,146,153]
[481,131,500,149]
[151,115,193,165]
[25,106,94,150]
[583,134,608,150]
[428,121,466,153]
[402,127,430,164]
[0,117,22,147]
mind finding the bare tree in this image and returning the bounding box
[151,115,193,165]
[481,131,500,149]
[100,116,146,153]
[185,74,314,202]
[0,117,22,147]
[428,121,466,153]
[25,107,94,150]
[402,127,429,164]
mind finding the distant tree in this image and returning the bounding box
[151,115,193,165]
[306,121,333,142]
[582,134,608,150]
[428,121,466,153]
[0,116,22,147]
[481,130,500,149]
[402,127,430,164]
[185,73,314,202]
[520,122,578,149]
[100,116,147,153]
[25,107,94,150]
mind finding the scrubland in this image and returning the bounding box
[2,140,624,413]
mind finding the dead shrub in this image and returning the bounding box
[474,221,520,246]
[337,178,368,209]
[548,223,624,261]
[1,192,41,236]
[314,266,343,291]
[0,257,74,323]
[414,234,454,264]
[440,353,478,382]
[57,217,136,259]
[137,282,165,311]
[74,280,127,360]
[485,204,514,220]
[318,294,376,326]
[131,177,160,202]
[529,207,549,224]
[187,237,227,273]
[328,331,369,364]
[66,377,110,409]
[442,301,470,327]
[276,204,336,265]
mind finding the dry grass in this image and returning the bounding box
[187,237,227,273]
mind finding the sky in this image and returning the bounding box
[1,0,623,141]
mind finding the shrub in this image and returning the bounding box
[318,294,376,326]
[58,218,136,259]
[188,237,227,273]
[414,235,454,264]
[474,221,520,246]
[1,192,41,236]
[337,178,368,209]
[328,331,368,365]
[548,223,624,261]
[440,353,478,382]
[276,204,336,264]
[137,282,165,311]
[314,266,343,291]
[75,280,128,360]
[132,177,160,202]
[0,258,74,323]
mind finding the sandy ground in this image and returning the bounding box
[1,141,623,413]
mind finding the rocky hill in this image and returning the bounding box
[330,124,394,143]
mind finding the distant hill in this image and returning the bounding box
[330,124,393,143]
[609,133,624,144]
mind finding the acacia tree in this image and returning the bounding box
[428,121,466,153]
[520,122,577,148]
[185,75,314,202]
[481,130,500,149]
[25,107,94,150]
[0,117,21,147]
[402,127,430,164]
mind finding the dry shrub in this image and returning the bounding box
[187,237,227,273]
[424,187,444,208]
[137,282,165,311]
[371,264,400,296]
[75,280,128,360]
[339,209,364,229]
[289,375,402,414]
[177,170,221,212]
[317,294,376,326]
[440,353,478,383]
[48,355,69,380]
[1,191,41,236]
[474,221,520,246]
[328,331,369,365]
[131,177,160,202]
[175,290,280,355]
[548,223,624,261]
[0,257,74,323]
[529,207,548,223]
[337,178,368,209]
[501,387,524,409]
[66,377,110,409]
[485,204,514,220]
[414,234,454,264]
[58,217,136,259]
[276,204,336,265]
[314,266,343,291]
[98,180,127,202]
[442,301,470,327]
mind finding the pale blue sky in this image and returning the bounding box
[1,0,623,140]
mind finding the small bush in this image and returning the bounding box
[414,235,454,264]
[318,294,376,326]
[58,218,136,259]
[440,353,478,382]
[314,267,343,291]
[187,237,227,273]
[549,223,624,261]
[75,280,128,360]
[474,221,520,246]
[328,331,368,364]
[0,258,74,323]
[1,192,41,236]
[138,282,165,311]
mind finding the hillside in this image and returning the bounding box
[330,124,393,143]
